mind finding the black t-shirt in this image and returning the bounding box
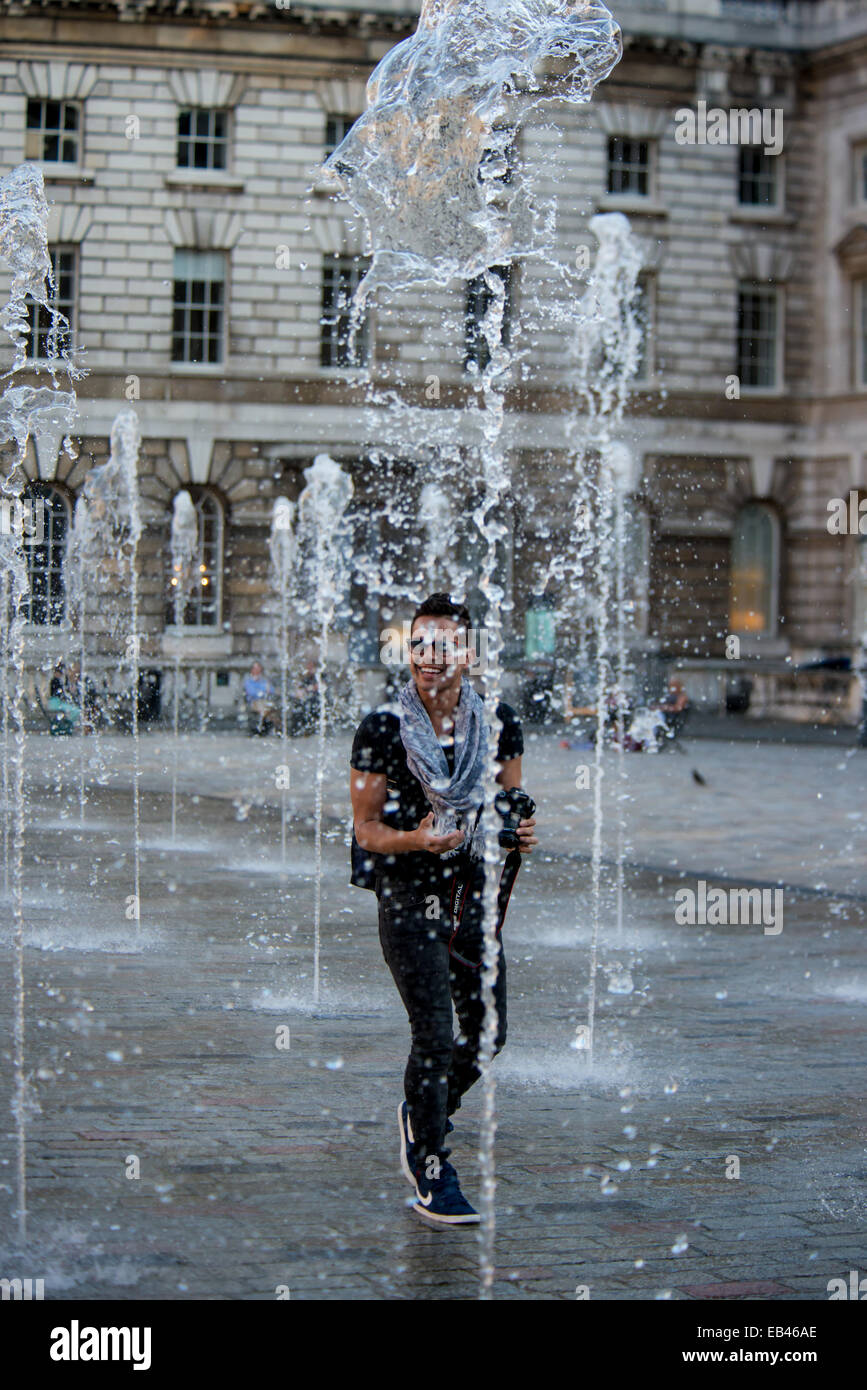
[350,696,524,895]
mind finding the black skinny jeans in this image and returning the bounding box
[377,868,507,1166]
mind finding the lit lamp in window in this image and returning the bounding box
[730,504,779,637]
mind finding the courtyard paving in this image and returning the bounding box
[0,727,865,1299]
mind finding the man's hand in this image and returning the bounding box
[411,811,466,856]
[516,816,538,853]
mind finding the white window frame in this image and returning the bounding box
[171,249,227,366]
[606,135,655,199]
[737,144,783,211]
[856,279,867,389]
[25,96,82,166]
[21,483,71,628]
[320,254,371,371]
[736,281,784,394]
[729,500,781,641]
[176,106,230,172]
[852,141,867,206]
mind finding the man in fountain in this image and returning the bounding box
[350,593,537,1224]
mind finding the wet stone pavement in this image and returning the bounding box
[0,730,865,1300]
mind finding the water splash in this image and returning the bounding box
[323,0,621,296]
[0,163,83,1242]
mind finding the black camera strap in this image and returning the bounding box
[448,845,523,971]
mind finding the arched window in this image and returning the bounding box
[22,482,70,626]
[167,489,224,628]
[729,502,780,637]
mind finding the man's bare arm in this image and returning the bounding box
[350,769,465,856]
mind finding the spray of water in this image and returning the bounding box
[0,163,82,1242]
[297,456,354,1005]
[168,490,198,841]
[76,409,143,926]
[564,213,643,1058]
[269,495,297,865]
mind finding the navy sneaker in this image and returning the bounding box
[412,1155,479,1225]
[398,1100,417,1186]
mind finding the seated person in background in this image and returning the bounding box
[48,659,82,730]
[243,660,278,734]
[660,677,690,736]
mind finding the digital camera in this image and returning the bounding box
[493,787,536,849]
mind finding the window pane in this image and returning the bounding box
[737,285,778,388]
[23,485,69,626]
[730,503,777,635]
[320,255,370,367]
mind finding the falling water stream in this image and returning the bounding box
[169,490,198,841]
[269,495,296,865]
[297,456,354,1006]
[0,162,81,1240]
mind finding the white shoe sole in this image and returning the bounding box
[411,1200,479,1225]
[398,1100,416,1187]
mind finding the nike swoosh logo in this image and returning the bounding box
[416,1190,433,1207]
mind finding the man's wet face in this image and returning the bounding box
[409,616,469,694]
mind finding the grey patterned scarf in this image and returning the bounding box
[398,675,489,861]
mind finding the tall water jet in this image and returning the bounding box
[564,212,643,1058]
[77,409,143,927]
[269,495,296,865]
[0,161,81,1241]
[63,496,96,822]
[297,456,354,1004]
[169,490,198,841]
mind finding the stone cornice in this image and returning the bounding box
[0,0,416,29]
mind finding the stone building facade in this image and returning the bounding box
[1,0,866,725]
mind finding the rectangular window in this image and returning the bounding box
[320,255,369,368]
[325,114,358,158]
[858,280,867,388]
[172,250,226,364]
[26,245,76,361]
[607,136,650,197]
[465,264,512,372]
[177,108,228,171]
[852,143,867,204]
[736,283,780,390]
[25,98,80,164]
[738,146,778,207]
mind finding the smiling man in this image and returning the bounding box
[350,592,537,1224]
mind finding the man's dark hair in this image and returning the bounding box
[411,592,472,632]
